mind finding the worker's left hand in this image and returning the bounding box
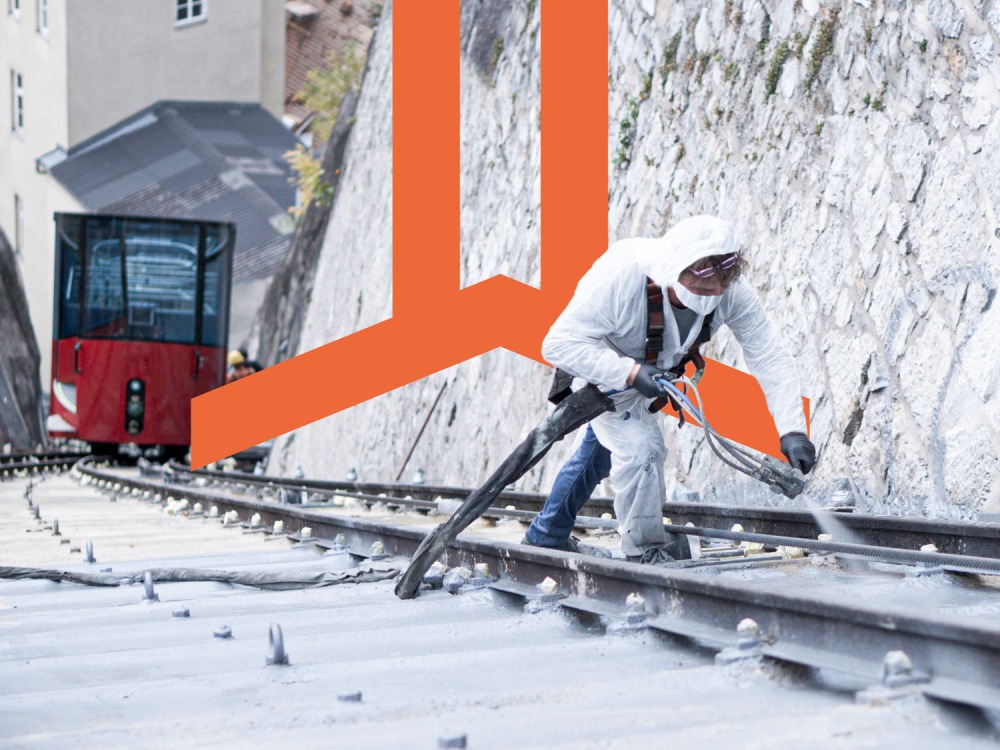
[630,363,667,399]
[780,432,816,474]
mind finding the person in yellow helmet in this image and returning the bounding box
[226,348,263,383]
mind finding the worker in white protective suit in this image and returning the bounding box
[523,215,816,565]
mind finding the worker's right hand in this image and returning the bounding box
[780,432,817,474]
[630,363,666,399]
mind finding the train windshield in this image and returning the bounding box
[54,214,233,346]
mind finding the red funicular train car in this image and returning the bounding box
[47,213,235,460]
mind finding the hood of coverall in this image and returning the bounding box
[634,215,739,288]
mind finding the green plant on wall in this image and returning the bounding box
[615,99,638,168]
[765,42,789,97]
[285,42,366,218]
[805,9,839,90]
[284,145,334,219]
[660,31,683,85]
[694,53,711,84]
[297,42,365,146]
[639,72,653,100]
[615,69,654,168]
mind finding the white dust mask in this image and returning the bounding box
[670,283,723,315]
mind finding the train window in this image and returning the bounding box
[56,215,82,339]
[81,219,127,338]
[81,217,200,344]
[200,223,232,347]
[56,214,232,349]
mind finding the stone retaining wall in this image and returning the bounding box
[267,0,1000,519]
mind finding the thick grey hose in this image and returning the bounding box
[0,564,400,589]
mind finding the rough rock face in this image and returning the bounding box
[267,0,1000,520]
[0,229,44,450]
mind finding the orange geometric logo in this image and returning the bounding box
[190,2,806,469]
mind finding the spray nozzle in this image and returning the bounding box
[754,455,806,498]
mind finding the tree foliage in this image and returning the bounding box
[283,144,332,219]
[284,42,365,218]
[298,42,364,144]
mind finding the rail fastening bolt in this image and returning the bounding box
[537,577,559,596]
[623,592,648,626]
[714,617,766,666]
[625,592,645,612]
[737,618,762,647]
[882,650,915,688]
[266,623,289,666]
[141,571,159,602]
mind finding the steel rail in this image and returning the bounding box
[96,461,1000,576]
[78,458,1000,712]
[0,451,89,465]
[664,523,1000,576]
[0,454,88,478]
[182,463,1000,559]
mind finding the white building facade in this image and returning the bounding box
[0,0,284,384]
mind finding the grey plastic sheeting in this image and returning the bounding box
[2,477,1000,748]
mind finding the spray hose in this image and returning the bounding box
[654,374,806,499]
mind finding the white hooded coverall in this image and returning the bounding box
[542,216,807,556]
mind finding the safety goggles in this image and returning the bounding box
[686,252,740,278]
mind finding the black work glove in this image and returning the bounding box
[631,363,666,399]
[780,432,816,474]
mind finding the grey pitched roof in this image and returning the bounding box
[50,101,300,283]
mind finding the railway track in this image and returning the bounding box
[61,456,1000,716]
[186,461,1000,559]
[0,451,89,479]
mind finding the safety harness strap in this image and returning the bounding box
[647,277,714,415]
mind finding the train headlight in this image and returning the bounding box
[125,379,145,435]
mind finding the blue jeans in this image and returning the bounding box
[524,425,612,547]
